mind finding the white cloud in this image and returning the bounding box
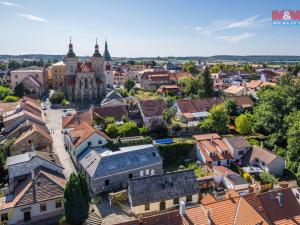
[195,26,203,31]
[198,15,268,36]
[182,26,188,29]
[19,14,48,22]
[218,32,255,43]
[1,1,21,7]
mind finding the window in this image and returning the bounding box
[218,161,221,166]
[296,193,299,199]
[15,75,18,78]
[28,140,32,144]
[145,169,149,176]
[186,195,193,202]
[87,141,92,146]
[140,171,144,177]
[105,180,109,186]
[98,140,102,145]
[227,159,230,165]
[128,174,133,179]
[152,152,157,157]
[145,204,150,211]
[238,150,244,155]
[173,198,179,205]
[55,200,62,208]
[40,203,47,212]
[1,213,8,222]
[151,169,155,176]
[106,64,111,70]
[261,162,265,166]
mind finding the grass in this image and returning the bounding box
[133,90,161,100]
[164,160,207,178]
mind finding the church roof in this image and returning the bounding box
[103,41,111,61]
[77,62,92,73]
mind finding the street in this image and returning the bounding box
[44,99,76,178]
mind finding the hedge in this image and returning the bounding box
[158,142,194,163]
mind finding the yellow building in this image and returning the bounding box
[48,61,66,90]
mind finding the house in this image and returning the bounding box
[100,90,126,106]
[64,122,108,164]
[48,61,66,90]
[230,96,254,112]
[92,105,128,124]
[0,101,20,129]
[78,144,163,194]
[3,109,45,135]
[0,168,66,225]
[175,97,224,124]
[157,84,182,95]
[116,189,273,225]
[246,80,263,91]
[194,133,233,166]
[224,85,247,96]
[140,71,173,90]
[113,70,128,86]
[5,151,63,194]
[224,136,251,163]
[128,170,199,215]
[62,110,93,132]
[213,166,249,193]
[10,124,53,156]
[168,71,192,81]
[10,66,48,96]
[138,99,166,125]
[243,188,300,225]
[242,145,285,176]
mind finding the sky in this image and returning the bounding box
[0,0,300,57]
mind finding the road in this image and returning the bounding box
[44,99,76,178]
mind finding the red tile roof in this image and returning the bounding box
[92,105,128,121]
[231,95,254,108]
[62,111,93,129]
[77,62,92,73]
[201,193,217,205]
[68,122,108,147]
[139,99,166,117]
[176,97,224,114]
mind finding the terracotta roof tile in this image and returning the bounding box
[225,85,246,95]
[201,193,217,205]
[62,111,93,129]
[247,80,263,89]
[176,97,224,114]
[139,99,166,117]
[231,95,254,108]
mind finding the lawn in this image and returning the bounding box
[133,90,161,100]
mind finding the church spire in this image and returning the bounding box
[67,37,76,57]
[93,37,101,57]
[103,40,111,61]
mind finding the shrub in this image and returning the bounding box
[259,172,278,184]
[61,99,69,106]
[3,95,19,102]
[105,123,119,138]
[50,91,65,104]
[158,142,194,164]
[0,85,13,100]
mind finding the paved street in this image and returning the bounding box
[44,99,76,178]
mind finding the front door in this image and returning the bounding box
[24,211,31,222]
[160,201,166,211]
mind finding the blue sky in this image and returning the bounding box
[0,0,300,57]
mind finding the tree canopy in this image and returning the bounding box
[0,85,13,100]
[235,113,254,135]
[124,79,135,92]
[49,91,65,104]
[63,173,90,225]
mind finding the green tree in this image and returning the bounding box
[8,60,21,70]
[0,139,14,182]
[182,61,199,75]
[200,103,229,134]
[105,123,118,138]
[200,67,214,97]
[163,108,176,123]
[124,79,135,92]
[118,121,140,137]
[0,85,13,100]
[225,99,237,116]
[235,113,255,135]
[49,91,65,104]
[4,95,19,102]
[259,172,277,184]
[14,83,25,98]
[63,173,90,225]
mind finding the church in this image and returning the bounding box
[64,39,113,101]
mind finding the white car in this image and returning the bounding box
[42,106,46,110]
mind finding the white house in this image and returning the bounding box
[64,122,109,165]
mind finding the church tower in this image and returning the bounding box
[63,38,78,100]
[64,38,78,75]
[103,40,113,88]
[91,38,103,74]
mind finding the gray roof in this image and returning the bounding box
[6,151,63,168]
[128,170,199,206]
[225,136,251,149]
[103,41,111,61]
[79,144,162,179]
[101,90,125,106]
[227,173,248,185]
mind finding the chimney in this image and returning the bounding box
[206,209,212,224]
[31,170,36,202]
[277,192,283,206]
[76,115,80,124]
[179,200,185,217]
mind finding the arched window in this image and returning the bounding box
[106,64,111,70]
